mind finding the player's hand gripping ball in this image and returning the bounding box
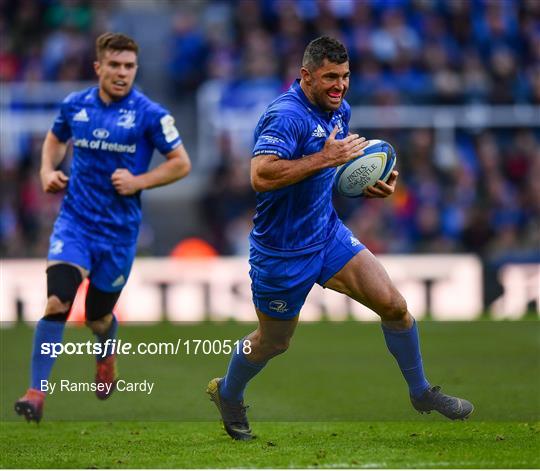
[334,139,397,198]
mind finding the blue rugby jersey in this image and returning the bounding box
[251,79,351,255]
[51,86,182,244]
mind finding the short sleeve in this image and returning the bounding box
[253,115,304,160]
[51,95,73,142]
[146,106,183,155]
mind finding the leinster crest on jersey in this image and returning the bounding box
[117,109,136,129]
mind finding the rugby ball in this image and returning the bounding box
[334,139,396,198]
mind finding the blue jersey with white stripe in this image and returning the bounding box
[51,86,182,244]
[251,80,351,255]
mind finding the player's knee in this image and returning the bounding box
[86,314,112,336]
[44,296,71,318]
[379,292,408,322]
[272,340,290,356]
[266,337,291,357]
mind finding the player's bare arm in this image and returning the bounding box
[363,170,399,199]
[251,126,368,192]
[40,131,69,193]
[111,144,191,195]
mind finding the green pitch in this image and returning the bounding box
[1,320,539,468]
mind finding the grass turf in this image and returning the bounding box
[1,320,539,468]
[1,421,539,468]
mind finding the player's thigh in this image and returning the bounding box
[323,249,406,315]
[46,222,90,313]
[47,219,91,274]
[47,260,88,279]
[249,246,320,319]
[317,221,365,286]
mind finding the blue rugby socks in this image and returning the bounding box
[220,346,267,402]
[95,314,118,360]
[30,318,66,391]
[382,319,430,398]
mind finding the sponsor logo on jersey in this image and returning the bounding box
[269,300,289,313]
[50,240,64,255]
[73,138,136,154]
[92,128,110,139]
[254,149,284,157]
[311,124,326,138]
[260,135,285,144]
[160,114,180,143]
[73,108,89,122]
[117,109,136,129]
[112,275,126,288]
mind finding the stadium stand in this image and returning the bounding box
[1,0,538,273]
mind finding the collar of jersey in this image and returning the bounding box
[93,86,135,107]
[291,79,334,120]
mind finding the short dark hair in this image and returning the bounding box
[302,36,348,71]
[96,32,139,61]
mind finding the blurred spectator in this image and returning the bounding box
[462,49,491,104]
[200,133,255,255]
[168,12,210,95]
[3,0,537,102]
[370,8,421,64]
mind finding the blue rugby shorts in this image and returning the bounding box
[249,221,365,319]
[47,218,136,292]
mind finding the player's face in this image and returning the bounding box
[94,50,138,102]
[301,59,350,112]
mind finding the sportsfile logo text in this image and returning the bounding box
[40,338,252,358]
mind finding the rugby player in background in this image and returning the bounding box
[207,36,473,440]
[15,32,191,423]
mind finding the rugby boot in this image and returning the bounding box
[206,377,253,440]
[95,354,117,400]
[14,388,45,423]
[411,385,474,420]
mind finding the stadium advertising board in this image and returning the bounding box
[3,255,536,324]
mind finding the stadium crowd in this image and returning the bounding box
[1,0,539,263]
